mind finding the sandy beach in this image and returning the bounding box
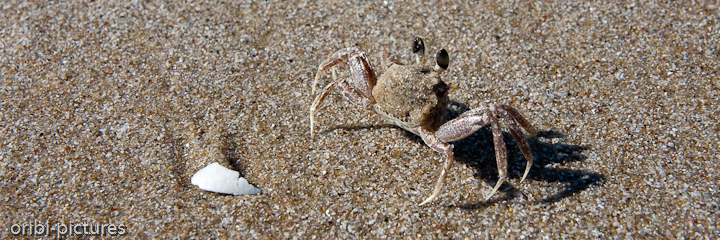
[1,0,718,238]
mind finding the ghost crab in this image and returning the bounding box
[310,37,537,205]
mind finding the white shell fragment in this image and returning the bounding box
[191,162,261,195]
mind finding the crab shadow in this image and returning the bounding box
[323,101,604,209]
[439,101,605,210]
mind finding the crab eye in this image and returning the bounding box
[435,49,449,70]
[412,37,425,55]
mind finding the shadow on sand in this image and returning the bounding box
[445,101,604,210]
[317,100,605,209]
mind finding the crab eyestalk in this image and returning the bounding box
[434,49,449,73]
[412,37,425,64]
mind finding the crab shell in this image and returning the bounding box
[372,64,450,133]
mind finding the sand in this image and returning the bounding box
[1,0,718,238]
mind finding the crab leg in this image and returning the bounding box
[309,79,335,137]
[310,68,375,136]
[416,127,455,206]
[497,107,534,183]
[434,106,534,201]
[434,107,492,142]
[497,105,537,137]
[312,47,376,101]
[487,109,508,200]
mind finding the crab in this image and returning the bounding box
[309,37,537,205]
